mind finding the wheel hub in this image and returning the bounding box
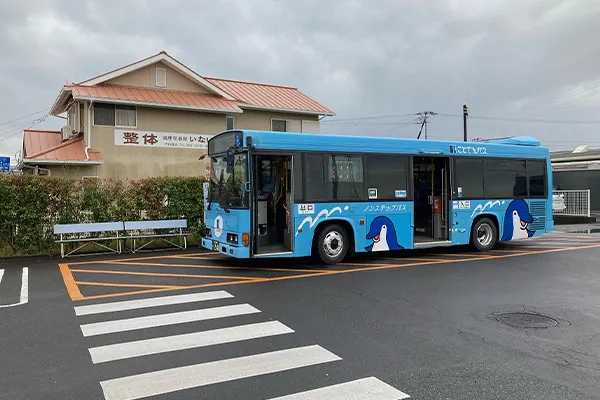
[323,231,344,257]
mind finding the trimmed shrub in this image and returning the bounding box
[0,175,206,257]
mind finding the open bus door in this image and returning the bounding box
[251,153,295,257]
[412,156,452,248]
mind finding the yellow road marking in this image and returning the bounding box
[59,264,83,301]
[69,268,258,281]
[65,252,218,266]
[427,253,483,258]
[108,260,334,274]
[74,281,186,289]
[63,243,600,301]
[69,287,191,302]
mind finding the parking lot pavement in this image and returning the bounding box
[58,233,600,302]
[3,231,600,400]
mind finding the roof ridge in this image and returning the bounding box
[69,83,235,99]
[24,129,62,134]
[27,136,83,159]
[78,51,164,85]
[205,76,297,90]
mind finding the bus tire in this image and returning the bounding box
[471,217,497,252]
[316,223,349,265]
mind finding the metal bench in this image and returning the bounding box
[124,219,188,253]
[54,222,125,258]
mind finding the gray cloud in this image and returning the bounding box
[2,0,600,161]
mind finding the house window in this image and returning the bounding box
[156,67,167,87]
[94,103,136,127]
[94,103,116,126]
[272,119,287,132]
[226,116,235,130]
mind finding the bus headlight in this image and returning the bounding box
[227,233,238,245]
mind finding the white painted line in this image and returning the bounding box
[100,345,341,400]
[20,267,28,304]
[80,303,260,337]
[89,320,294,363]
[0,268,29,308]
[266,376,410,399]
[0,269,4,285]
[74,290,233,316]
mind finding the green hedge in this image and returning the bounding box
[0,175,206,257]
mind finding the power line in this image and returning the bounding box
[320,113,418,123]
[416,111,437,139]
[0,108,50,126]
[0,114,49,142]
[436,112,600,124]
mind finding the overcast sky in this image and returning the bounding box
[2,0,600,161]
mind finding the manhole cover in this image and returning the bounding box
[495,312,558,328]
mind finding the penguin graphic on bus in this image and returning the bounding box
[501,199,536,241]
[365,216,404,252]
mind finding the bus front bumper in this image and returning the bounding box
[202,238,250,258]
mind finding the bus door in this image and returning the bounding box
[251,153,295,256]
[412,156,452,247]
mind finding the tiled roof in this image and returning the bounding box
[205,78,334,115]
[68,85,242,113]
[552,148,600,160]
[50,51,334,116]
[23,130,62,156]
[23,130,102,163]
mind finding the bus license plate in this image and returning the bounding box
[212,240,219,251]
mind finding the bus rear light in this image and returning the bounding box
[242,233,250,246]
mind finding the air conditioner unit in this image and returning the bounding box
[61,126,72,141]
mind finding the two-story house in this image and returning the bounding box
[21,51,334,179]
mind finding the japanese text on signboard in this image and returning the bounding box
[115,130,211,149]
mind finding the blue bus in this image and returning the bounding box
[201,130,553,264]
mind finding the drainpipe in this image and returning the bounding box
[85,100,93,161]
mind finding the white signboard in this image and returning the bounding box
[115,129,211,149]
[298,204,315,215]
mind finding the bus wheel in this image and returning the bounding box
[471,217,497,251]
[317,224,348,265]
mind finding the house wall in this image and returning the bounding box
[28,164,99,178]
[105,62,211,94]
[86,105,321,179]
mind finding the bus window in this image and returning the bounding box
[527,160,546,197]
[304,154,326,201]
[484,159,527,198]
[365,155,409,200]
[454,158,484,199]
[325,154,364,201]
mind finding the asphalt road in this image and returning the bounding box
[2,232,600,400]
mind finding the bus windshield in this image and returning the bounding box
[208,152,248,208]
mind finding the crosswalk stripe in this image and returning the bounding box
[89,320,294,363]
[266,376,410,399]
[80,303,260,337]
[74,291,233,316]
[100,345,342,400]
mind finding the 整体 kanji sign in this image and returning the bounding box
[114,130,211,149]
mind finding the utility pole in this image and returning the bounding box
[463,104,469,142]
[416,111,437,139]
